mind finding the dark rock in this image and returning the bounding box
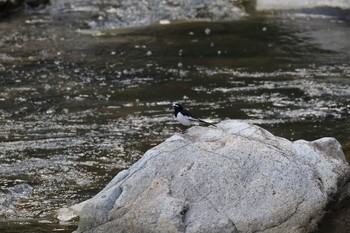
[0,0,49,13]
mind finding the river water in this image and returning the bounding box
[0,4,349,233]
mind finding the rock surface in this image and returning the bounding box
[49,1,350,29]
[70,120,350,233]
[4,1,349,27]
[256,0,350,10]
[0,183,33,218]
[49,0,246,28]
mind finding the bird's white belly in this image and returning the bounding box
[176,113,197,126]
[176,112,198,126]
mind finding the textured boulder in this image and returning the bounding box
[256,0,350,10]
[71,120,349,233]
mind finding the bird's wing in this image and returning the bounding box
[182,108,198,119]
[188,117,200,122]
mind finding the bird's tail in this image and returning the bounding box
[198,119,217,127]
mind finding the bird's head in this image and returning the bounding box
[173,102,183,111]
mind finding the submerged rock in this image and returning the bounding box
[66,120,349,233]
[0,183,33,218]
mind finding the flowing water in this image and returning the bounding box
[0,5,349,233]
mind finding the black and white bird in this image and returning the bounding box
[173,103,216,127]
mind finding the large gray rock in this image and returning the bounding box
[256,0,350,10]
[66,120,350,233]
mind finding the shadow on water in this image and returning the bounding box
[0,7,349,232]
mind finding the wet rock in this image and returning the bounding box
[0,183,33,217]
[67,120,350,233]
[0,0,23,11]
[256,0,350,11]
[49,0,246,28]
[316,180,350,233]
[0,0,48,12]
[57,202,85,223]
[26,0,49,8]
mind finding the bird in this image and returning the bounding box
[173,103,216,127]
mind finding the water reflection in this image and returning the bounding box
[0,9,349,232]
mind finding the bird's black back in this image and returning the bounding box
[173,103,198,119]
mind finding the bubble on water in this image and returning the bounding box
[205,28,211,35]
[43,84,51,91]
[159,20,170,25]
[16,97,27,102]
